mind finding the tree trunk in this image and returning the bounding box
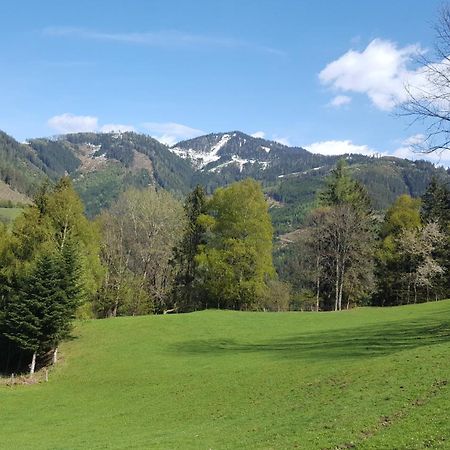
[406,274,411,304]
[53,347,58,365]
[316,276,320,312]
[30,351,36,376]
[315,255,320,312]
[335,258,339,311]
[5,342,11,375]
[338,260,346,311]
[112,300,118,318]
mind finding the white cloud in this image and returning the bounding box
[100,123,135,133]
[48,114,135,134]
[143,122,204,146]
[393,134,450,165]
[251,131,266,138]
[306,140,376,156]
[273,136,291,146]
[306,135,449,167]
[319,39,426,110]
[48,113,98,133]
[328,95,352,108]
[401,133,426,147]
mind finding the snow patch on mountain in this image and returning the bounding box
[170,133,231,169]
[278,166,323,178]
[210,155,254,172]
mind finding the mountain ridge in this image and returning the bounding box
[0,129,448,230]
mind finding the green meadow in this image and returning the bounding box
[0,207,23,223]
[2,300,450,449]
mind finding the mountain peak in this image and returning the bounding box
[169,130,296,171]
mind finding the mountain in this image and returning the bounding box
[170,131,331,179]
[0,131,49,197]
[58,132,196,215]
[0,131,197,216]
[169,131,450,231]
[0,129,448,231]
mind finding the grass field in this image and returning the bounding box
[2,301,450,449]
[0,207,23,223]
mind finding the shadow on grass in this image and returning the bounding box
[172,315,450,361]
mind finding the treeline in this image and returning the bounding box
[277,161,450,310]
[0,178,277,373]
[0,162,448,375]
[95,179,276,315]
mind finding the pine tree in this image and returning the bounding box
[2,274,42,374]
[2,254,64,374]
[2,246,83,373]
[421,177,450,226]
[320,159,371,212]
[173,185,207,311]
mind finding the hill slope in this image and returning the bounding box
[0,129,448,224]
[0,131,197,216]
[2,301,450,449]
[172,131,450,231]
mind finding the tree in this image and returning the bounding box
[196,179,275,310]
[173,185,207,312]
[96,188,186,316]
[375,193,446,304]
[261,279,291,312]
[303,160,376,311]
[2,249,80,374]
[320,159,371,212]
[421,178,450,297]
[317,205,374,310]
[396,222,445,303]
[11,177,103,300]
[421,177,450,226]
[400,4,450,154]
[298,208,330,311]
[0,178,101,373]
[375,195,422,305]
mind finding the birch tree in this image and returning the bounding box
[97,188,186,315]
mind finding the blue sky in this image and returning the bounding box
[1,0,449,165]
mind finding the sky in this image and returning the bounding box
[1,0,450,166]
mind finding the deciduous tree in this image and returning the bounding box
[196,179,275,310]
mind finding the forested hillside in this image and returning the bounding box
[0,131,48,197]
[0,129,448,225]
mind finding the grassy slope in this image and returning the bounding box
[0,180,29,203]
[0,207,23,223]
[2,301,450,449]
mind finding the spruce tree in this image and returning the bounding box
[320,159,371,212]
[2,249,81,373]
[421,177,450,226]
[173,185,207,311]
[2,254,63,374]
[2,274,42,373]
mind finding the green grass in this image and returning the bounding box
[2,301,450,449]
[0,207,23,223]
